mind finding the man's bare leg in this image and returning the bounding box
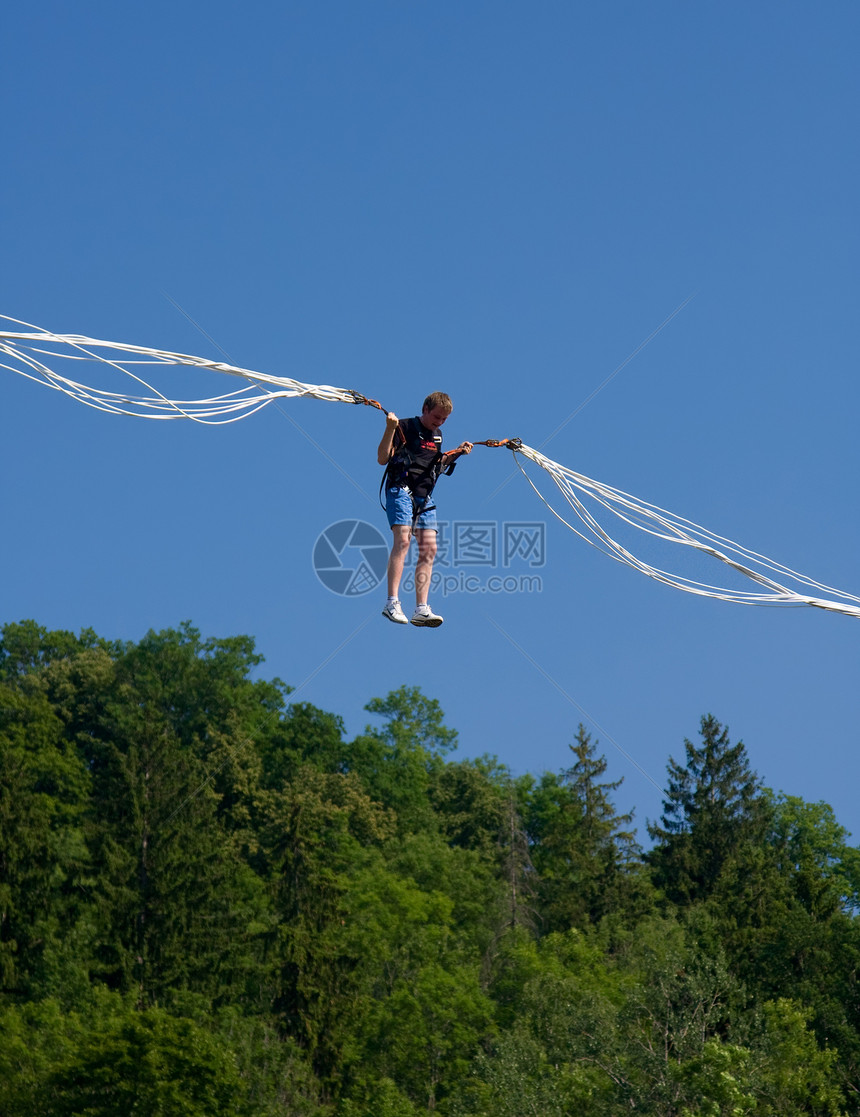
[414,528,438,607]
[387,525,412,599]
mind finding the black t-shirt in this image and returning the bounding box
[390,416,443,499]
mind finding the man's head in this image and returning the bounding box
[422,391,453,431]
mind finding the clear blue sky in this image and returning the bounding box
[2,1,858,844]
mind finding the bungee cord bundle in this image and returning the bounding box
[3,314,859,619]
[509,444,860,619]
[0,315,356,422]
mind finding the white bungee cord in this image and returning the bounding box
[2,314,859,619]
[0,315,355,423]
[510,444,860,618]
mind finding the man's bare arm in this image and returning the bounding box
[377,412,400,465]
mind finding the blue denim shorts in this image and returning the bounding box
[385,487,438,532]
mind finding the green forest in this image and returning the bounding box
[2,619,859,1116]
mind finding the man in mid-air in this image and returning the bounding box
[377,392,472,627]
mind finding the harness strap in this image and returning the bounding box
[370,397,523,521]
[352,391,522,453]
[471,437,523,450]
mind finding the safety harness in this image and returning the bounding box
[351,389,521,527]
[380,415,456,527]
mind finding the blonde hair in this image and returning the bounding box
[422,391,453,414]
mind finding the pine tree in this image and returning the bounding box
[39,624,270,1008]
[647,714,768,906]
[499,793,537,936]
[0,679,91,999]
[528,725,640,932]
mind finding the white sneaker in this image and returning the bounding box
[411,605,444,628]
[382,600,409,625]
